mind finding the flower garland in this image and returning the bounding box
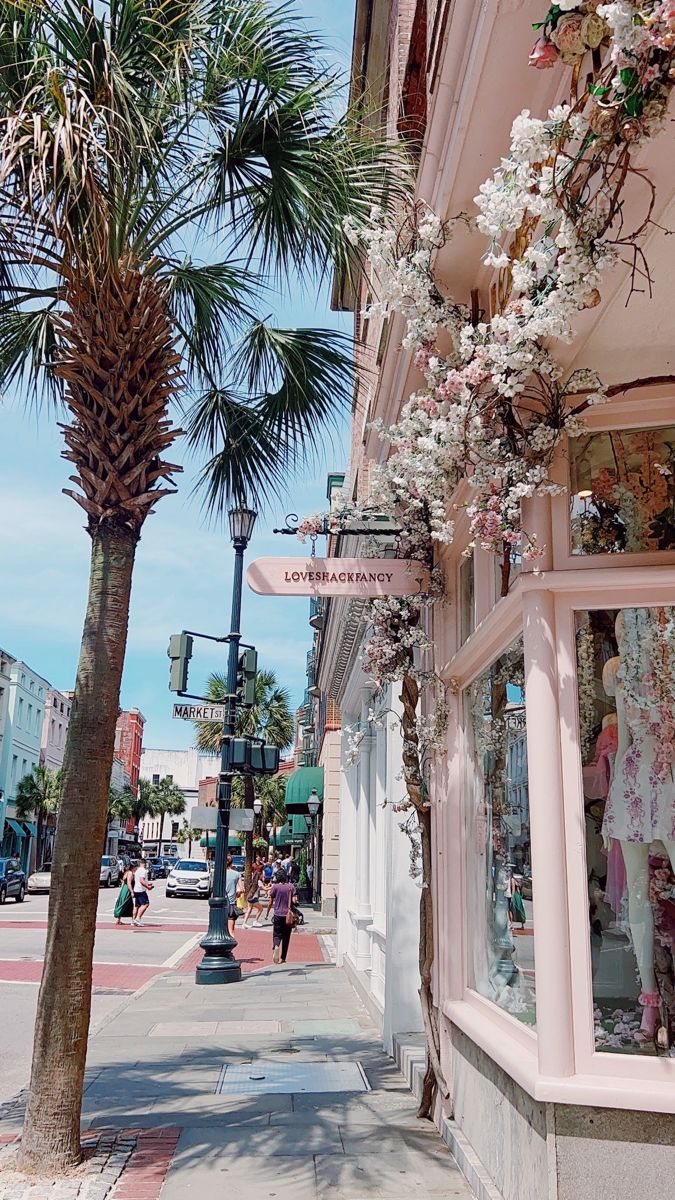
[341,2,675,580]
[300,4,675,735]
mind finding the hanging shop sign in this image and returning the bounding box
[246,557,429,597]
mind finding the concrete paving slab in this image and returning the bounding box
[161,1142,318,1200]
[149,1021,218,1036]
[314,1150,468,1199]
[291,1020,362,1036]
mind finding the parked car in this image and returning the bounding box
[166,860,212,899]
[100,855,121,887]
[27,863,52,894]
[230,854,245,873]
[148,856,172,879]
[0,857,26,903]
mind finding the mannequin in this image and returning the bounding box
[602,609,675,1043]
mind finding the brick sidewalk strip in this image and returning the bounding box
[0,1127,181,1200]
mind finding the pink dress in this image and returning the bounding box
[583,723,618,800]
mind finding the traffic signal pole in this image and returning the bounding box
[195,538,246,985]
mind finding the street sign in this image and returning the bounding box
[190,806,254,832]
[246,557,429,597]
[173,703,224,721]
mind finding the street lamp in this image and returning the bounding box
[196,502,257,985]
[307,789,320,822]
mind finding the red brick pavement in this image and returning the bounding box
[0,960,164,989]
[109,1127,181,1200]
[0,926,325,988]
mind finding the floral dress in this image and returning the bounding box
[602,608,675,844]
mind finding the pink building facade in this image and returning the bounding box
[324,4,675,1199]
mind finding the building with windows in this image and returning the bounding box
[114,708,145,796]
[40,688,72,774]
[308,3,675,1198]
[0,659,51,865]
[139,747,215,855]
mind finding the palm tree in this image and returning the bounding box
[195,669,293,884]
[1,3,399,1168]
[150,777,187,856]
[14,766,61,872]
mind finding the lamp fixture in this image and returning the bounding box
[228,504,258,545]
[307,789,321,819]
[253,797,263,816]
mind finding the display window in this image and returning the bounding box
[575,604,675,1056]
[464,637,535,1026]
[569,425,675,556]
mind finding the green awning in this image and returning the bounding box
[199,832,241,849]
[22,821,37,837]
[7,819,25,839]
[284,766,324,814]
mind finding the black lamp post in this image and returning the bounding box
[196,503,257,985]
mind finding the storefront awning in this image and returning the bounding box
[22,821,37,837]
[6,819,25,839]
[199,832,241,849]
[284,766,324,814]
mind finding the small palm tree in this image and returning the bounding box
[195,669,294,754]
[149,777,186,856]
[195,668,292,884]
[0,2,400,1169]
[15,766,61,871]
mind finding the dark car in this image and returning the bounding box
[149,856,172,879]
[0,857,26,903]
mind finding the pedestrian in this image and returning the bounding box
[288,857,300,885]
[265,867,298,964]
[225,854,242,937]
[307,861,314,903]
[114,861,135,926]
[132,855,153,926]
[242,863,264,928]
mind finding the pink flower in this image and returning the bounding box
[414,345,433,372]
[529,35,559,69]
[437,371,465,400]
[551,14,586,58]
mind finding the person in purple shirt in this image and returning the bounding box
[265,869,298,964]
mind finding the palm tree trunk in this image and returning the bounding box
[19,525,137,1172]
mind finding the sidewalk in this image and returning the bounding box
[0,950,473,1199]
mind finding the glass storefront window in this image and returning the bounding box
[465,639,535,1024]
[569,425,675,555]
[575,606,675,1054]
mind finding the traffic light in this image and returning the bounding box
[167,633,193,692]
[236,647,257,707]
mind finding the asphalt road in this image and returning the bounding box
[0,880,211,1105]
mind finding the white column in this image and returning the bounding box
[523,587,575,1077]
[353,696,374,971]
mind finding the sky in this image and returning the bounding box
[0,0,356,753]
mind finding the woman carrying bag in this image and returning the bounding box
[265,868,298,964]
[114,863,136,927]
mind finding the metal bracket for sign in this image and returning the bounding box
[272,512,401,538]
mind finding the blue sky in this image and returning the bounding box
[0,0,356,752]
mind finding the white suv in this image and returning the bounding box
[166,860,211,898]
[100,856,121,887]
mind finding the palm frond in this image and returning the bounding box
[162,258,258,382]
[0,303,61,407]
